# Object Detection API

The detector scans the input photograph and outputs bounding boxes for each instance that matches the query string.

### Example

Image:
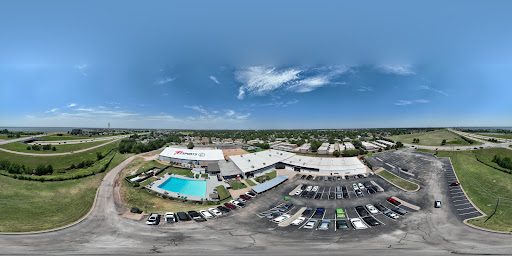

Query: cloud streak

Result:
[74,64,88,76]
[376,64,414,75]
[420,85,448,96]
[209,76,220,84]
[155,77,175,85]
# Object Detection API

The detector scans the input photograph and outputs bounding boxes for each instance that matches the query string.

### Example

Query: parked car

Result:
[245,191,257,197]
[343,191,349,198]
[324,176,328,181]
[306,175,313,180]
[392,207,408,215]
[266,211,282,219]
[350,218,367,229]
[304,219,318,229]
[300,175,306,180]
[300,190,309,197]
[313,208,325,218]
[363,216,380,226]
[336,220,349,230]
[306,186,313,192]
[200,210,214,219]
[449,182,461,186]
[307,191,315,198]
[208,208,222,216]
[318,220,331,230]
[279,202,294,212]
[188,211,205,222]
[345,175,350,180]
[336,208,345,218]
[387,197,401,206]
[337,176,341,181]
[336,186,341,192]
[272,214,291,223]
[302,208,313,217]
[240,195,251,200]
[336,192,342,199]
[176,212,191,221]
[224,203,236,210]
[291,217,306,225]
[368,188,376,194]
[165,212,176,223]
[358,183,364,190]
[300,184,307,190]
[434,200,442,208]
[374,203,387,212]
[236,197,247,203]
[217,205,231,213]
[329,192,335,199]
[295,189,303,196]
[314,193,321,199]
[312,186,319,192]
[383,210,399,219]
[146,213,160,225]
[355,189,363,197]
[352,184,359,190]
[365,204,379,214]
[355,206,369,217]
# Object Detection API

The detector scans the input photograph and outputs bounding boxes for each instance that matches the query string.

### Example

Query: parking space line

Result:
[456,207,475,211]
[452,199,467,203]
[459,210,480,216]
[452,195,466,198]
[454,202,471,206]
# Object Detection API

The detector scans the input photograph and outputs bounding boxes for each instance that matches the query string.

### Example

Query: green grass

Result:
[216,185,230,199]
[473,148,512,173]
[431,149,512,232]
[201,174,209,178]
[230,181,247,190]
[0,140,110,154]
[39,134,117,141]
[0,134,29,140]
[386,129,482,146]
[0,141,120,172]
[246,179,257,186]
[378,169,419,191]
[0,152,130,232]
[477,133,512,140]
[165,167,193,177]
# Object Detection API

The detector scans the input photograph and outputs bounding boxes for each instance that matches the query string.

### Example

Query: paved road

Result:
[0,138,122,156]
[1,150,511,255]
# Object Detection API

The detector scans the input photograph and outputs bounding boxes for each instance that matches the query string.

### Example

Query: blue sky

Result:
[1,0,511,129]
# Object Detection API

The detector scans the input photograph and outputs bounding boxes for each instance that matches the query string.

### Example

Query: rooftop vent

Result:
[251,165,254,168]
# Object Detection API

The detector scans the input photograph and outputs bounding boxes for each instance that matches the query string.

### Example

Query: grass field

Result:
[254,170,277,183]
[386,129,482,146]
[377,169,419,191]
[246,179,257,186]
[0,134,29,140]
[230,181,247,190]
[39,134,118,141]
[0,140,110,154]
[477,133,512,140]
[0,152,130,232]
[216,185,230,199]
[0,141,119,171]
[420,149,512,232]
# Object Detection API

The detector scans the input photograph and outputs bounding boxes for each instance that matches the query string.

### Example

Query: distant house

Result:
[71,129,82,135]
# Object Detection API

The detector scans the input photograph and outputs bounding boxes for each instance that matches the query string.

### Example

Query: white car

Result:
[312,186,319,192]
[146,213,159,225]
[350,218,368,230]
[352,184,359,190]
[303,219,318,229]
[165,212,176,223]
[230,200,240,206]
[294,189,303,196]
[272,214,291,223]
[208,208,222,216]
[358,183,364,190]
[365,204,379,214]
[200,210,214,219]
[236,197,247,203]
[245,192,256,198]
[305,186,313,192]
[291,217,306,226]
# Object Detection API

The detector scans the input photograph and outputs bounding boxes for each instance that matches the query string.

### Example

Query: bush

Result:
[492,155,512,170]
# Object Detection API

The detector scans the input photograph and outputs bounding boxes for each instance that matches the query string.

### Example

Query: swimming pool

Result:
[158,177,207,197]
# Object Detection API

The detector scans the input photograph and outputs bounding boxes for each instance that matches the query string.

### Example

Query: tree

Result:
[395,141,403,148]
[441,139,446,146]
[35,165,47,175]
[27,146,31,150]
[52,146,56,151]
[187,142,194,149]
[333,150,341,157]
[46,165,54,174]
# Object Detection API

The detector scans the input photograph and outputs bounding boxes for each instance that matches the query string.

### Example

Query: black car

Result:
[301,175,306,180]
[336,220,349,230]
[363,216,380,226]
[374,203,387,212]
[328,176,332,181]
[355,189,363,197]
[306,175,313,180]
[355,206,369,217]
[343,191,349,198]
[217,175,222,181]
[337,176,341,181]
[188,211,206,222]
[302,208,313,217]
[329,192,335,199]
[314,193,322,199]
[345,175,350,180]
[372,185,380,192]
[392,207,408,215]
[300,190,309,197]
[368,188,376,194]
[217,205,231,213]
[176,212,191,221]
[301,184,308,190]
[341,186,347,192]
[307,191,316,198]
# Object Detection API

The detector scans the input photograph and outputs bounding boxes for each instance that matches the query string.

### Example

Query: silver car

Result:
[318,220,331,230]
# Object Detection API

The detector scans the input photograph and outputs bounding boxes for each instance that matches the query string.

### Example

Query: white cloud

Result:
[236,113,251,120]
[260,99,299,107]
[235,66,349,99]
[394,100,413,106]
[209,76,220,84]
[75,108,94,112]
[356,86,373,92]
[376,64,414,75]
[67,103,77,108]
[155,77,175,85]
[185,105,209,115]
[415,99,430,103]
[225,110,235,117]
[74,64,88,76]
[45,108,58,113]
[420,85,448,96]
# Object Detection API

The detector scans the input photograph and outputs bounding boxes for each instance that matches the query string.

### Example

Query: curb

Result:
[375,168,420,192]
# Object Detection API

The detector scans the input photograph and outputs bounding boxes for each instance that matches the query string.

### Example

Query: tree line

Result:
[492,155,512,171]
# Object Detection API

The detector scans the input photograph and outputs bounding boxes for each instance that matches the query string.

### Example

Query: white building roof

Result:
[159,147,224,161]
[344,142,355,150]
[229,149,295,174]
[281,155,366,173]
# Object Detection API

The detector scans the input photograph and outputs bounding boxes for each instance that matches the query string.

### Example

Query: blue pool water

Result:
[158,177,207,197]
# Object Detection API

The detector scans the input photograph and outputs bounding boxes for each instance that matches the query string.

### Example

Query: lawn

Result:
[254,170,277,183]
[431,149,512,232]
[166,167,193,177]
[39,134,117,141]
[0,134,29,140]
[473,148,512,173]
[246,179,257,186]
[477,133,512,140]
[0,141,120,171]
[0,140,110,154]
[230,181,247,190]
[0,152,130,232]
[386,129,482,146]
[377,169,419,191]
[216,185,230,199]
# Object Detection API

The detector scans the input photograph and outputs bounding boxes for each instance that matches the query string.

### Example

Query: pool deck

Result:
[145,173,228,201]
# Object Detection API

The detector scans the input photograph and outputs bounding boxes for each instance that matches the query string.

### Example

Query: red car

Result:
[387,197,401,206]
[240,195,251,200]
[449,182,460,186]
[224,203,236,210]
